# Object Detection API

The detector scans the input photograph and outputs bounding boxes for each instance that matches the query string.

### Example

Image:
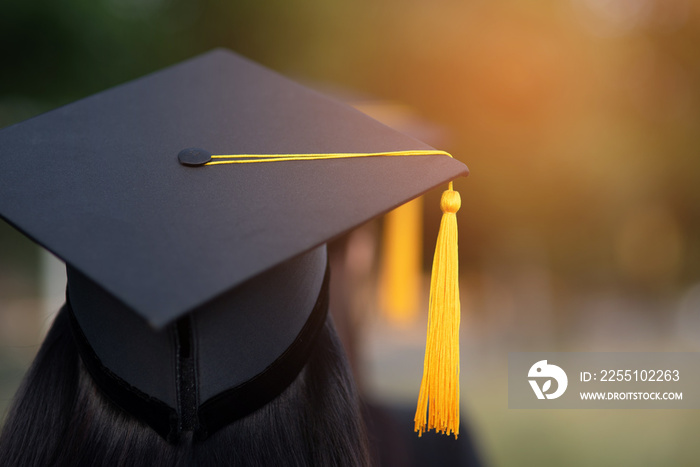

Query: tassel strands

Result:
[414,182,461,438]
[378,196,423,325]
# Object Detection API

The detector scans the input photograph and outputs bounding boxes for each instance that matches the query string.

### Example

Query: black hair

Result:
[0,308,369,466]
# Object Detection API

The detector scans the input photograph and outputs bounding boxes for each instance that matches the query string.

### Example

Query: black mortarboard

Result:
[0,49,468,440]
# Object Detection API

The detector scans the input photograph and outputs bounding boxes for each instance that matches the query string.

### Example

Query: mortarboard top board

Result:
[0,48,468,440]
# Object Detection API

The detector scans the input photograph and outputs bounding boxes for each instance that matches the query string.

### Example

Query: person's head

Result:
[0,245,370,466]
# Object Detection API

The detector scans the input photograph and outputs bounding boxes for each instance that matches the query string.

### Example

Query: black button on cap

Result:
[178,148,212,166]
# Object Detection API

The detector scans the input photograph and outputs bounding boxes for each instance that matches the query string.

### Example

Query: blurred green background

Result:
[3,0,700,465]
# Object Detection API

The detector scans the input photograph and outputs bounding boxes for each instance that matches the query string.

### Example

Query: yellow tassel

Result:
[379,196,423,325]
[414,182,460,438]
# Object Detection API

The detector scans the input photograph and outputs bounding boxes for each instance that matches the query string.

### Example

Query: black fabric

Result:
[193,245,328,403]
[197,264,331,439]
[66,263,330,442]
[0,48,468,329]
[66,300,178,441]
[175,316,199,433]
[67,266,179,408]
[67,245,327,411]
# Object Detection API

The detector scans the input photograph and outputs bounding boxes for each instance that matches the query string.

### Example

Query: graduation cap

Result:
[0,49,468,440]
